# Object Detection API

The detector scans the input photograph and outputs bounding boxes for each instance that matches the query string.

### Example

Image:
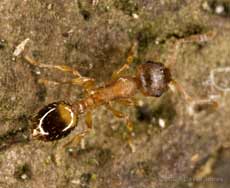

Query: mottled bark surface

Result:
[0,0,230,188]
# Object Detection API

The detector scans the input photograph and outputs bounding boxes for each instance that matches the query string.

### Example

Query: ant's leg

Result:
[112,41,138,80]
[38,77,95,91]
[106,103,135,152]
[24,55,82,77]
[62,129,90,148]
[85,111,93,129]
[55,111,93,165]
[24,55,95,91]
[168,79,218,114]
[165,31,217,68]
[55,129,90,166]
[92,0,99,6]
[115,98,138,106]
[168,79,193,102]
[62,111,93,149]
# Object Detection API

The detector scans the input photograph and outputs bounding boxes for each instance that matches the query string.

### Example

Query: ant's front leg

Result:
[106,102,135,152]
[168,79,218,115]
[165,31,218,114]
[168,80,193,102]
[165,31,217,68]
[23,55,95,92]
[112,41,138,80]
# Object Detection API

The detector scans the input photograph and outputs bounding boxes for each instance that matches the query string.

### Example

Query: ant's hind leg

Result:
[55,111,93,165]
[112,41,138,80]
[55,129,90,166]
[24,55,95,91]
[23,55,82,77]
[62,111,93,149]
[38,77,95,91]
[62,129,90,148]
[106,102,135,152]
[85,111,93,129]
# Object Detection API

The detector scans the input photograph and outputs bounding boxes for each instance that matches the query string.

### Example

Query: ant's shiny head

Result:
[136,61,171,97]
[31,101,78,141]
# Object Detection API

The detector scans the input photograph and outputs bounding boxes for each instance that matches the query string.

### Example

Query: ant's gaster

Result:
[23,31,217,151]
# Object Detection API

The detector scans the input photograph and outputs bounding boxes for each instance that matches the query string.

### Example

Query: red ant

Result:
[22,31,217,150]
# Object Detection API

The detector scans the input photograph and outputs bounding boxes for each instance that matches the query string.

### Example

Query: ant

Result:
[22,31,217,151]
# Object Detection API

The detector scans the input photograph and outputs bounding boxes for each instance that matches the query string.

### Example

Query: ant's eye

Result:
[31,102,78,141]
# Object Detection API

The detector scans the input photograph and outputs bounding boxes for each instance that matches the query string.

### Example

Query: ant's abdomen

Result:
[136,61,171,97]
[31,102,78,141]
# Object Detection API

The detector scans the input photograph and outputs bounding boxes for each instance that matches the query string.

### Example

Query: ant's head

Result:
[136,61,171,97]
[31,101,78,141]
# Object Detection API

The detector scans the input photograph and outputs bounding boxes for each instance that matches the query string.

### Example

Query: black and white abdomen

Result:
[31,102,78,141]
[136,61,171,97]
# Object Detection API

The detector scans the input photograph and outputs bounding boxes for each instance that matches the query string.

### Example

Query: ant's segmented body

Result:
[31,60,171,141]
[23,31,217,149]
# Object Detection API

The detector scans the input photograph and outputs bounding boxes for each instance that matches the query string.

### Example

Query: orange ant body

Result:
[23,31,217,147]
[31,60,171,142]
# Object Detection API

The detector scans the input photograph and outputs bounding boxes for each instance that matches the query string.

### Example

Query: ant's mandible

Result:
[23,31,217,149]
